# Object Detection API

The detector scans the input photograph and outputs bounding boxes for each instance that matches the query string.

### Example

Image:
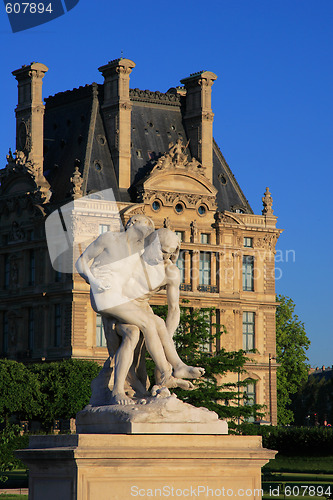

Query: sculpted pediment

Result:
[136,140,217,210]
[0,149,51,202]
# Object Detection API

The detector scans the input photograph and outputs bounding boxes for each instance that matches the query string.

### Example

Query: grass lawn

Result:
[263,454,333,474]
[0,496,28,500]
[262,454,333,500]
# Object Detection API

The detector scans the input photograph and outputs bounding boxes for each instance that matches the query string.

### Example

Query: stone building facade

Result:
[0,59,281,424]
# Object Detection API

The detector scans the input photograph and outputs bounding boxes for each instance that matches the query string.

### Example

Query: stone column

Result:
[12,62,48,173]
[191,249,199,292]
[180,71,217,182]
[211,252,217,289]
[98,58,135,191]
[184,250,191,289]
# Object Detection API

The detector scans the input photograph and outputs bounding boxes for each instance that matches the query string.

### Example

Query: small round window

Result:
[198,205,207,216]
[175,203,184,214]
[152,200,161,211]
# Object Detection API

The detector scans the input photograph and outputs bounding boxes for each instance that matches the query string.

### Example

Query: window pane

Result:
[199,252,211,285]
[99,224,110,235]
[242,256,254,291]
[96,313,107,347]
[200,233,209,244]
[54,304,61,347]
[176,250,185,283]
[175,231,184,242]
[243,311,255,351]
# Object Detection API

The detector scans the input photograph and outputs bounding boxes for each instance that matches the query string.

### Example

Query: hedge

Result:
[240,424,333,455]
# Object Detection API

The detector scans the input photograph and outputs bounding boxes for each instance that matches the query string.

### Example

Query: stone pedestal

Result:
[17,434,276,500]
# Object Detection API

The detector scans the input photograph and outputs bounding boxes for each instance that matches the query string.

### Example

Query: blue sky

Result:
[1,0,332,367]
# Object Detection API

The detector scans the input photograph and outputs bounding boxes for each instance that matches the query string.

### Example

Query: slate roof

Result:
[42,83,252,212]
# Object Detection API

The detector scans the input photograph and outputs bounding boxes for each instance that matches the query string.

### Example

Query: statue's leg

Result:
[111,324,140,405]
[153,315,205,380]
[103,304,172,381]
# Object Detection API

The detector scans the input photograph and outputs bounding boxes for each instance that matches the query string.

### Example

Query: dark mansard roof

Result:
[43,83,252,213]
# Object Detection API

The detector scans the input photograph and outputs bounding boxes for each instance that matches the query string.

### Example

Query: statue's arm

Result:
[165,263,180,338]
[75,236,106,285]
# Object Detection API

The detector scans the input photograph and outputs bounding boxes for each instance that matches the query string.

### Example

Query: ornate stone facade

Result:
[0,58,281,424]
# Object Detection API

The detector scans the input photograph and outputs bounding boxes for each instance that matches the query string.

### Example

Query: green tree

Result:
[151,303,264,429]
[29,359,100,428]
[276,295,310,425]
[0,360,42,423]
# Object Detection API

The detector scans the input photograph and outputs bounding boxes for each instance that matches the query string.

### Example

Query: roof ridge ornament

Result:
[70,163,84,200]
[151,139,206,174]
[262,187,274,215]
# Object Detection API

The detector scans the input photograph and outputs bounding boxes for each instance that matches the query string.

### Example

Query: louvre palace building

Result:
[0,59,282,424]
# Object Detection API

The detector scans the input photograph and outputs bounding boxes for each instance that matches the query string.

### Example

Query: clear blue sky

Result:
[1,0,332,367]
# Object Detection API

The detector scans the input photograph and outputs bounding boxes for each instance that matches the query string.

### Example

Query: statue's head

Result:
[125,215,155,239]
[144,228,180,264]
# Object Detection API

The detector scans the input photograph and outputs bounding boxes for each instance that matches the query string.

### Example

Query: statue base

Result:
[16,434,276,500]
[76,394,228,434]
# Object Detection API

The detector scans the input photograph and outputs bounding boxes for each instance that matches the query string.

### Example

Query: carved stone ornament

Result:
[2,149,51,203]
[190,220,198,243]
[151,139,206,174]
[9,221,25,242]
[262,187,274,215]
[70,165,84,200]
[253,234,278,253]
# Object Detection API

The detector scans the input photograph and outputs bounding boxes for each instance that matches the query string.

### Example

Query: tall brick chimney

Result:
[180,71,217,183]
[98,58,135,193]
[12,62,48,174]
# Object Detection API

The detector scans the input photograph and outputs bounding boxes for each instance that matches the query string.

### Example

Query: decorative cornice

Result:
[130,88,181,106]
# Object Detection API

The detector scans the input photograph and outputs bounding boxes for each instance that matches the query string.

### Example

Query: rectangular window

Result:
[200,233,209,244]
[28,308,34,351]
[244,237,253,248]
[96,313,107,347]
[244,382,256,422]
[242,256,254,291]
[99,224,110,235]
[243,312,255,351]
[176,250,185,284]
[175,231,184,243]
[4,255,10,289]
[29,250,35,285]
[199,252,211,285]
[2,312,8,355]
[54,304,61,347]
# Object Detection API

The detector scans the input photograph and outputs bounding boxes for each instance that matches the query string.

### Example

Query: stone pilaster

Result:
[98,58,135,191]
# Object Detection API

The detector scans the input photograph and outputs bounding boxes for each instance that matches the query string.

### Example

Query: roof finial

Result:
[262,187,274,215]
[70,161,83,200]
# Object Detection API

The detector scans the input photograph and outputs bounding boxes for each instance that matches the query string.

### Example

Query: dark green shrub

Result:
[240,424,333,455]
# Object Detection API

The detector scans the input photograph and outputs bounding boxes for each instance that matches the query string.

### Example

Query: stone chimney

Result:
[180,71,217,182]
[98,58,135,192]
[12,62,48,174]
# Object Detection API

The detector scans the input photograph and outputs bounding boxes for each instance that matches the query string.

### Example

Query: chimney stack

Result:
[180,71,217,182]
[12,62,48,174]
[98,58,135,193]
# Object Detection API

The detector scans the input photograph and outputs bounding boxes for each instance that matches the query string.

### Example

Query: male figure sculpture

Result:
[76,215,204,405]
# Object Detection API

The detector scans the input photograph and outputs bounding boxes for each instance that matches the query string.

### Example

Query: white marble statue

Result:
[76,215,205,405]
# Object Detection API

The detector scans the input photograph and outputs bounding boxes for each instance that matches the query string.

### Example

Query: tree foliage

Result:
[276,295,310,425]
[292,374,333,426]
[29,359,100,427]
[152,303,264,428]
[0,360,42,422]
